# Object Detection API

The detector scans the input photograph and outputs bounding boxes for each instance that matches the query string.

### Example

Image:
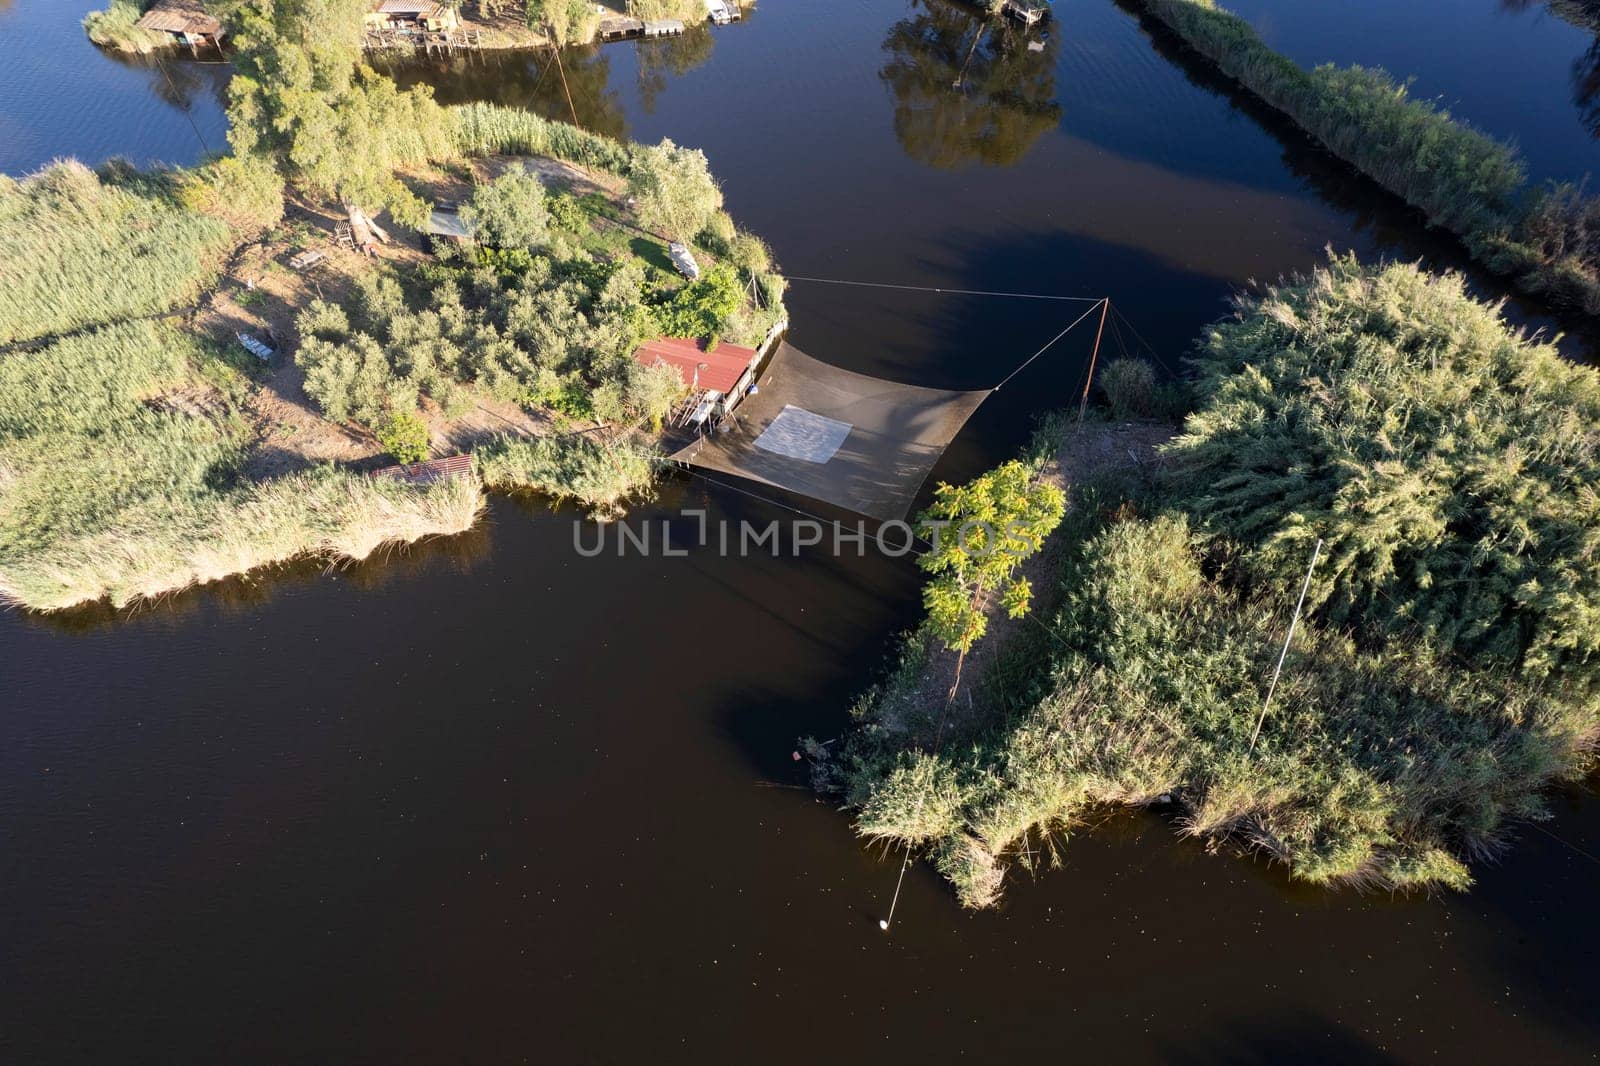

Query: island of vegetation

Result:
[4,0,783,611]
[1130,0,1600,317]
[816,254,1600,906]
[85,0,742,55]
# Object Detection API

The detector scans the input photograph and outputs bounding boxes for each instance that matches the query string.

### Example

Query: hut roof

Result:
[136,0,222,35]
[375,0,446,14]
[632,336,758,395]
[371,454,475,485]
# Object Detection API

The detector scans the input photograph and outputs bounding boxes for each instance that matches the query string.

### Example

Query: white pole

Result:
[1248,538,1322,755]
[880,846,913,932]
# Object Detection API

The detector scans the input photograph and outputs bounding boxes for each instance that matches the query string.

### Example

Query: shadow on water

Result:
[96,46,232,116]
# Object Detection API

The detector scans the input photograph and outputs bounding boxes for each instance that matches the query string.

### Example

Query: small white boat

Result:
[669,242,701,280]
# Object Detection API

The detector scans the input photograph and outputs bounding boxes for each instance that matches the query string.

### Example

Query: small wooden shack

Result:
[365,0,461,33]
[135,0,225,48]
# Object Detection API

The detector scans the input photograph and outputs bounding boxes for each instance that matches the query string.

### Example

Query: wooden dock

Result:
[362,26,485,53]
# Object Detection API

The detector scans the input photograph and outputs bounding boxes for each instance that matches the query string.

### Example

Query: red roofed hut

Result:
[632,336,761,427]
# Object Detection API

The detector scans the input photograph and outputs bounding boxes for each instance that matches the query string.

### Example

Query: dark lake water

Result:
[4,0,1600,1061]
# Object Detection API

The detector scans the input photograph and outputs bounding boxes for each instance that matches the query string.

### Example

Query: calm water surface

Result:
[2,0,1599,1061]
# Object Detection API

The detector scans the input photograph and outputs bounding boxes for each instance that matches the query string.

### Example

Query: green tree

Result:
[654,264,743,341]
[462,163,551,249]
[525,0,598,45]
[1171,253,1600,691]
[226,0,453,225]
[626,138,723,243]
[917,459,1065,693]
[625,358,688,432]
[377,409,432,463]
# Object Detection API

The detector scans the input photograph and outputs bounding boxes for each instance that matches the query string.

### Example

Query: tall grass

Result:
[0,469,484,611]
[82,1,168,53]
[0,320,482,611]
[450,104,638,175]
[0,161,232,345]
[1136,0,1600,314]
[829,255,1600,907]
[841,508,1591,908]
[476,432,659,514]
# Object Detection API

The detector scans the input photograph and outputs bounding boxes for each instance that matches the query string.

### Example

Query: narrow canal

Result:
[2,0,1598,1060]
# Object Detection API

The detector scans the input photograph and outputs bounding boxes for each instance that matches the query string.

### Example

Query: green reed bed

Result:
[0,161,234,346]
[0,320,482,611]
[1135,0,1600,314]
[828,257,1600,906]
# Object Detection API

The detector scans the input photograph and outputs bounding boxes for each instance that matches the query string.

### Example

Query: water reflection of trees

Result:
[636,24,716,113]
[375,44,628,140]
[98,47,233,117]
[1502,0,1600,138]
[879,0,1062,168]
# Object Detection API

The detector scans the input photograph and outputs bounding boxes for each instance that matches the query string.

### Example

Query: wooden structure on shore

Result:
[365,0,460,33]
[598,15,646,40]
[1000,0,1047,26]
[362,0,485,51]
[135,0,225,51]
[703,0,742,25]
[371,454,475,485]
[598,16,687,41]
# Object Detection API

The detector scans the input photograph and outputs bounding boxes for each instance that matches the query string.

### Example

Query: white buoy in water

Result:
[879,919,890,931]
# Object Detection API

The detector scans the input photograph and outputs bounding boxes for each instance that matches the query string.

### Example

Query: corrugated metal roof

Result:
[426,208,474,239]
[135,0,221,35]
[632,336,758,396]
[371,454,475,485]
[375,0,439,14]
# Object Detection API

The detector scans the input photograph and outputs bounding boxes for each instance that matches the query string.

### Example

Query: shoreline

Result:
[0,107,787,613]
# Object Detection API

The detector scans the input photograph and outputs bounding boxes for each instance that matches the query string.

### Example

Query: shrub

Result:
[1171,254,1600,691]
[177,154,286,232]
[377,410,431,463]
[450,104,636,174]
[477,433,658,512]
[462,163,551,249]
[83,1,168,53]
[1098,357,1156,419]
[654,264,744,339]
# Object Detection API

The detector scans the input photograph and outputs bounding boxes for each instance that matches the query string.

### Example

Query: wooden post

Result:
[1076,298,1110,426]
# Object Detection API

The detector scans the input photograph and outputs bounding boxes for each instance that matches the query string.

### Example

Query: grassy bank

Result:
[826,256,1600,906]
[0,318,482,610]
[477,432,659,514]
[1133,0,1600,315]
[1,102,780,609]
[82,1,170,54]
